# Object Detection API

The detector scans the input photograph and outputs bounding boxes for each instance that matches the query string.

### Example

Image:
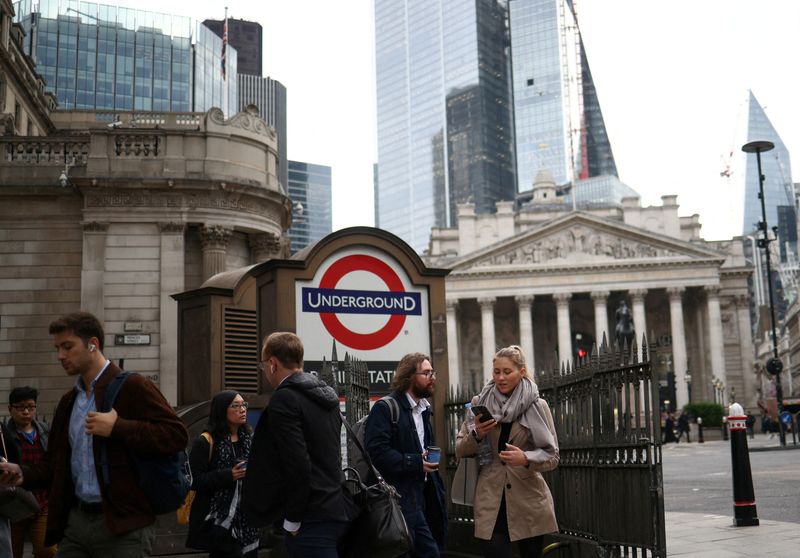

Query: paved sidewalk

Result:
[667,511,800,557]
[664,433,800,556]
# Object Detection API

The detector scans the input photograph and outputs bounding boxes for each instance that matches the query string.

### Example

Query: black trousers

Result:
[481,494,543,558]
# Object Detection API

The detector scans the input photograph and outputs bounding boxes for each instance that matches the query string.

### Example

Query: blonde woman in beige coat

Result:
[455,345,559,558]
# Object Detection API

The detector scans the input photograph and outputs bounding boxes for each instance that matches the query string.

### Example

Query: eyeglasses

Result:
[416,371,436,379]
[256,359,270,373]
[11,405,36,412]
[229,402,249,410]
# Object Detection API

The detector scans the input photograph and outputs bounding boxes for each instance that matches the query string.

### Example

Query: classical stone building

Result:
[425,174,757,411]
[0,108,289,413]
[0,0,290,413]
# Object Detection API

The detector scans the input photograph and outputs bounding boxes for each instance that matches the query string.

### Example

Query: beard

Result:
[411,383,434,399]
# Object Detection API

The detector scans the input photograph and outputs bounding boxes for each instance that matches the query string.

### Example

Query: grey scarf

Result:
[477,377,558,465]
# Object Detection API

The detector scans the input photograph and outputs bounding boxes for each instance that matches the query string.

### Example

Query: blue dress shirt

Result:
[69,360,110,503]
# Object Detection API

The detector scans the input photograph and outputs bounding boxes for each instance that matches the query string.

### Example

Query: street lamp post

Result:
[742,139,786,447]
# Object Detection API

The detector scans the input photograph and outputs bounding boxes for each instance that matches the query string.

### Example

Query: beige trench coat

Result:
[455,397,559,541]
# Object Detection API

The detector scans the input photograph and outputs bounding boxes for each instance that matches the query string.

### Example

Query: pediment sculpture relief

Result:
[474,225,682,266]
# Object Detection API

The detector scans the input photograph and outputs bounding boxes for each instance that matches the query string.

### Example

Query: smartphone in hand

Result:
[471,405,493,423]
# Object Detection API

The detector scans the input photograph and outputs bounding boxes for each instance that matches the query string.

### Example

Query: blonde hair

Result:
[493,345,530,378]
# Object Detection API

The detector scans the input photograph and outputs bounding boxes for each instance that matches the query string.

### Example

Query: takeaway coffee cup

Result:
[426,446,441,465]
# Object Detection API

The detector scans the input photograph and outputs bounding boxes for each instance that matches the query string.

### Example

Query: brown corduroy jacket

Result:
[22,362,188,546]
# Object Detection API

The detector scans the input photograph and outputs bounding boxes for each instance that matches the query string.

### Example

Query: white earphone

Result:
[89,344,96,352]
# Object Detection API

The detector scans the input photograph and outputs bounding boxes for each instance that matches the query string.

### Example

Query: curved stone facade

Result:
[0,108,290,411]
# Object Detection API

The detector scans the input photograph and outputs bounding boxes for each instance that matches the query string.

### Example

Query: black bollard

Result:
[697,417,704,444]
[728,403,758,527]
[722,416,729,441]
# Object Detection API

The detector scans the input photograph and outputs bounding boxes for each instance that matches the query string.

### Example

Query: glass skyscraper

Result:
[742,90,795,258]
[374,0,515,252]
[14,0,237,116]
[509,0,617,192]
[287,161,332,254]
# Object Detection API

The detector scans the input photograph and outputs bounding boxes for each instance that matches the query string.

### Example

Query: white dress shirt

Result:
[406,392,430,453]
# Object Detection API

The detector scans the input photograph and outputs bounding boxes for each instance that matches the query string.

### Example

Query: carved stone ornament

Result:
[82,221,109,232]
[474,225,682,267]
[84,191,282,223]
[207,107,276,140]
[200,225,232,249]
[159,222,186,234]
[249,232,281,256]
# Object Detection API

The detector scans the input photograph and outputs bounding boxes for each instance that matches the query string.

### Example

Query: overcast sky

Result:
[124,0,798,241]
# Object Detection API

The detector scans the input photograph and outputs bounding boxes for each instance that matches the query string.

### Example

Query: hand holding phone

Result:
[471,405,493,423]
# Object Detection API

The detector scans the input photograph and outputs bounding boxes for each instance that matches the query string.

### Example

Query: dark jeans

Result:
[481,496,543,558]
[402,507,439,558]
[284,520,349,558]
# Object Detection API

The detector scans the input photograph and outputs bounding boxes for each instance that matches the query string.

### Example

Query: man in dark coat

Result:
[242,332,351,558]
[676,410,691,443]
[0,311,188,557]
[364,353,448,557]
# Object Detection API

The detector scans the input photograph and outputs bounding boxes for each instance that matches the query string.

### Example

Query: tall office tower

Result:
[203,18,262,76]
[509,0,616,192]
[15,0,237,115]
[287,160,333,254]
[239,75,288,191]
[374,0,515,251]
[741,90,795,259]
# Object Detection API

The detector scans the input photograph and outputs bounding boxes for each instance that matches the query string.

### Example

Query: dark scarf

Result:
[206,429,259,553]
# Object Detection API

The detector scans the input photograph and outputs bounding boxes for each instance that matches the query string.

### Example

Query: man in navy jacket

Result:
[364,353,447,557]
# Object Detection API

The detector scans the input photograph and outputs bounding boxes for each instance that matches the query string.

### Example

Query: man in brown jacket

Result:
[0,311,188,557]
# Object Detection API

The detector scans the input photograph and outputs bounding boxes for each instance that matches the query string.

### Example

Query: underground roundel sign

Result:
[295,247,430,357]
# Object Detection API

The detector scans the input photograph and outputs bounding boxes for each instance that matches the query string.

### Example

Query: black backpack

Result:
[99,371,190,515]
[347,396,400,483]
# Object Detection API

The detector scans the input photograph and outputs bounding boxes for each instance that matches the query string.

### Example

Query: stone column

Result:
[668,287,689,409]
[630,289,648,348]
[200,225,232,281]
[515,295,535,373]
[591,290,610,346]
[446,299,461,389]
[80,221,109,322]
[706,286,727,394]
[735,294,756,406]
[478,297,496,381]
[554,293,572,366]
[249,231,282,263]
[159,222,185,405]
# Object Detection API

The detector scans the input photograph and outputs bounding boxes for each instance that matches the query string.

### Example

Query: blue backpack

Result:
[99,371,190,515]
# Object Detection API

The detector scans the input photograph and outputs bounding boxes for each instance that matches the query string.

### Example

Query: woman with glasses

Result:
[186,391,259,557]
[455,345,559,558]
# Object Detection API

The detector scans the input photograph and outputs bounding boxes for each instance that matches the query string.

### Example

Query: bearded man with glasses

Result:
[364,353,448,557]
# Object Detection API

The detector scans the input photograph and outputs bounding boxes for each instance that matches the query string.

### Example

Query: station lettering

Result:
[302,287,421,316]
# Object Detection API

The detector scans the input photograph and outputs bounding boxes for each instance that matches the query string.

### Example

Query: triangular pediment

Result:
[451,212,726,271]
